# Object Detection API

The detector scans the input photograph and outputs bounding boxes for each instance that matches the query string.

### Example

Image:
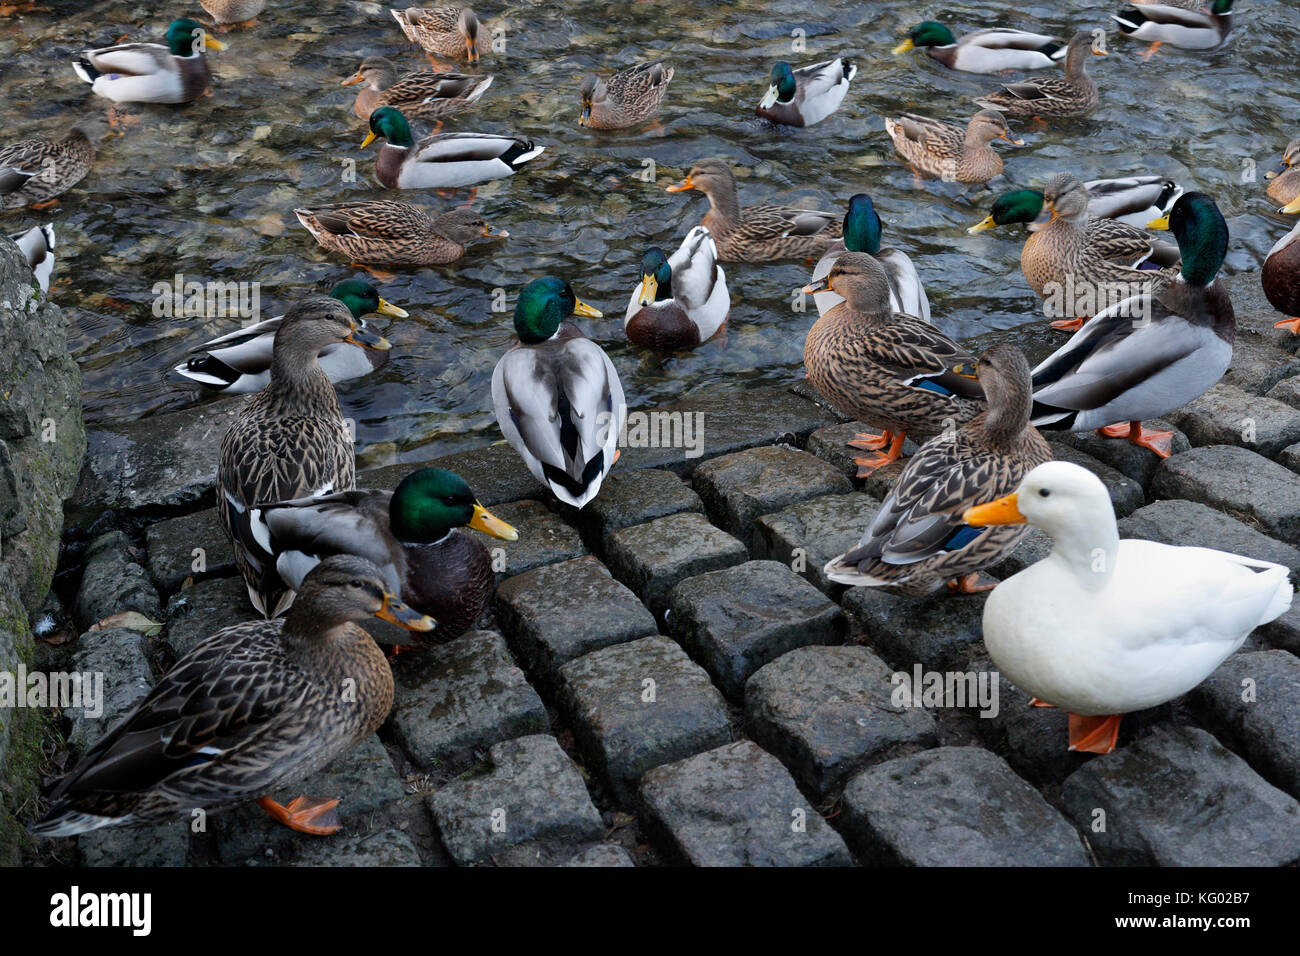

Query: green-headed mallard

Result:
[8,224,56,292]
[1266,139,1300,208]
[965,461,1290,754]
[362,107,543,190]
[623,226,729,350]
[176,279,408,395]
[1113,0,1233,54]
[756,57,856,128]
[1263,203,1300,333]
[1031,192,1232,458]
[884,108,1022,184]
[825,344,1050,594]
[893,22,1067,74]
[0,115,110,211]
[579,61,674,129]
[296,201,507,267]
[974,31,1103,118]
[811,193,929,321]
[342,57,493,125]
[218,296,392,617]
[199,0,266,28]
[391,6,480,63]
[31,555,433,837]
[802,252,983,475]
[968,178,1184,233]
[73,18,227,105]
[245,467,518,644]
[666,158,841,262]
[492,276,625,508]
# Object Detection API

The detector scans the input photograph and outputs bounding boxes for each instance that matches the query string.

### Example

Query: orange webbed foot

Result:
[1029,697,1056,708]
[256,795,341,835]
[1068,713,1122,753]
[1049,316,1087,332]
[852,431,906,477]
[1139,41,1163,62]
[27,199,59,211]
[349,262,397,282]
[846,430,893,452]
[1098,420,1173,458]
[945,573,995,594]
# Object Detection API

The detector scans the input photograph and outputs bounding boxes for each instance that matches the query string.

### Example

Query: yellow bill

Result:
[572,298,603,318]
[469,503,518,541]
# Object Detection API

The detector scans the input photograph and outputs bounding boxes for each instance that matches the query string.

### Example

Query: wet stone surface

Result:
[605,511,748,617]
[667,560,846,700]
[164,575,257,659]
[288,828,422,867]
[1049,419,1190,490]
[752,492,883,596]
[1151,445,1300,544]
[490,499,588,584]
[1266,374,1300,411]
[564,843,635,867]
[1118,498,1300,574]
[577,468,704,546]
[637,740,853,867]
[1224,338,1300,395]
[73,530,161,632]
[1045,442,1144,518]
[145,507,236,595]
[66,627,152,757]
[842,587,988,672]
[1167,382,1300,459]
[805,421,920,480]
[557,635,732,807]
[79,822,190,868]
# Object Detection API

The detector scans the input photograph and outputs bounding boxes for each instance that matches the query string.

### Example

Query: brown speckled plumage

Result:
[974,31,1100,118]
[345,56,493,123]
[392,6,480,61]
[0,117,108,210]
[295,201,499,266]
[579,61,673,129]
[885,109,1020,184]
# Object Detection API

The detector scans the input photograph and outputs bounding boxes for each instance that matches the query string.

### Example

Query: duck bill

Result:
[204,35,228,52]
[579,103,592,127]
[892,38,916,54]
[1000,131,1025,146]
[801,279,831,295]
[637,274,657,307]
[1146,214,1171,231]
[758,85,779,109]
[963,493,1025,526]
[484,225,510,239]
[346,327,392,350]
[361,131,378,149]
[467,39,478,63]
[1281,196,1300,215]
[951,362,979,380]
[376,298,408,318]
[469,503,518,541]
[572,298,603,318]
[375,592,436,631]
[665,176,695,193]
[967,215,997,235]
[341,72,366,86]
[1265,161,1287,180]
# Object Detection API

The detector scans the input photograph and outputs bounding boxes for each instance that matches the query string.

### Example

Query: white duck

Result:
[810,194,929,321]
[965,461,1292,754]
[623,226,729,350]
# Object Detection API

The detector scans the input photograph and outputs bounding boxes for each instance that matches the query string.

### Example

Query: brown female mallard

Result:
[884,109,1022,184]
[1266,139,1300,209]
[1264,200,1300,334]
[580,61,673,129]
[802,252,984,475]
[0,115,109,211]
[31,555,433,837]
[200,0,266,28]
[342,56,493,125]
[295,200,507,267]
[218,296,391,617]
[666,158,840,262]
[974,31,1103,118]
[391,6,480,63]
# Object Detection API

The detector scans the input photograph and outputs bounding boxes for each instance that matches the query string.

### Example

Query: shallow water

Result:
[1,0,1297,467]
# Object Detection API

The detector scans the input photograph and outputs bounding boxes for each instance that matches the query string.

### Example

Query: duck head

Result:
[1147,192,1228,286]
[290,554,435,633]
[894,21,957,53]
[513,276,602,343]
[166,18,226,57]
[637,248,673,306]
[390,467,517,543]
[362,106,415,149]
[329,278,408,319]
[759,62,797,108]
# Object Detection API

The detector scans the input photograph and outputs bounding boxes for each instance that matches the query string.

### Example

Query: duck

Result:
[175,279,408,395]
[892,22,1067,74]
[756,57,856,128]
[579,61,674,129]
[361,107,544,190]
[199,0,266,28]
[72,18,226,105]
[7,224,56,293]
[30,555,434,837]
[964,460,1291,754]
[974,31,1103,118]
[391,6,480,63]
[295,201,507,267]
[666,158,840,262]
[245,468,518,644]
[810,193,929,320]
[342,56,493,125]
[1031,192,1233,458]
[624,226,729,350]
[0,116,110,211]
[802,252,984,475]
[1265,139,1300,209]
[1263,202,1300,334]
[1113,0,1234,55]
[968,178,1185,233]
[825,344,1051,594]
[884,108,1022,184]
[218,296,392,617]
[492,276,625,508]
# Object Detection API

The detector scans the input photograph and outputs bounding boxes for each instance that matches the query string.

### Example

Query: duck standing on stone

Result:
[31,556,434,837]
[802,252,983,475]
[218,296,391,617]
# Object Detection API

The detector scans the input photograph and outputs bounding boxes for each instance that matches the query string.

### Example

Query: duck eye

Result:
[350,579,363,588]
[1038,489,1051,498]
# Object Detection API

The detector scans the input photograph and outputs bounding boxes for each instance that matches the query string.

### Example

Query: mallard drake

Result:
[1266,139,1300,208]
[965,461,1291,753]
[884,109,1022,184]
[296,201,506,267]
[968,178,1185,233]
[810,193,929,321]
[0,116,109,211]
[802,252,983,475]
[974,31,1103,118]
[893,22,1067,74]
[72,18,227,105]
[666,158,840,262]
[176,279,407,395]
[1113,0,1233,55]
[343,57,493,124]
[580,61,674,129]
[825,344,1050,594]
[218,296,392,617]
[199,0,265,28]
[1031,192,1232,457]
[246,468,517,644]
[391,6,480,63]
[1263,204,1300,333]
[361,107,543,190]
[8,224,55,293]
[624,226,729,350]
[492,276,625,508]
[756,57,856,128]
[31,555,434,837]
